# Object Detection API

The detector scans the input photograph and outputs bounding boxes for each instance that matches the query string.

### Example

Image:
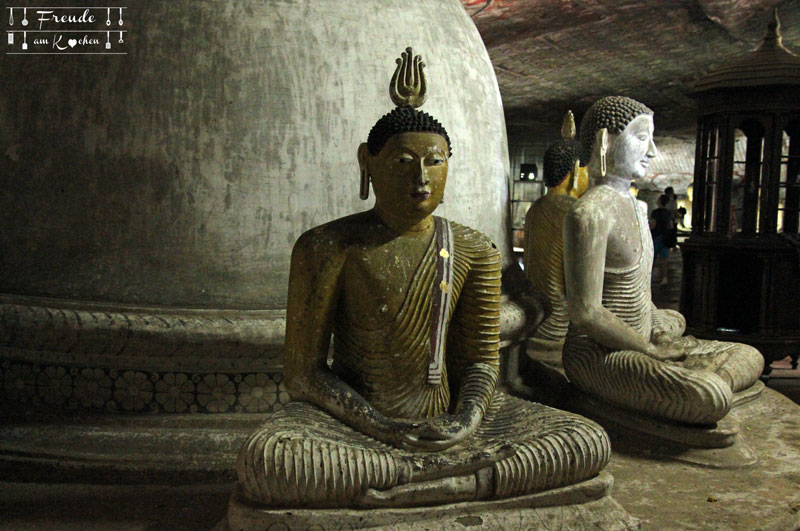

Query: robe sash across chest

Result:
[428,217,453,385]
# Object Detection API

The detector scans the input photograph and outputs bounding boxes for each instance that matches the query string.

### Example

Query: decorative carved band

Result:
[1,359,289,414]
[0,294,290,414]
[0,294,286,372]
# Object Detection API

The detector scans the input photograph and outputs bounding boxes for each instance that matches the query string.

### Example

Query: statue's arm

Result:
[451,240,501,425]
[283,229,416,447]
[563,205,654,355]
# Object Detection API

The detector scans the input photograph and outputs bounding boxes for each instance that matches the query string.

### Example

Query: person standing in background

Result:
[663,186,680,250]
[650,194,674,286]
[664,186,678,214]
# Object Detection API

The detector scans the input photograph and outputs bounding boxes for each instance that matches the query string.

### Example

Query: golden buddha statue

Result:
[234,49,610,510]
[562,96,764,432]
[524,111,588,357]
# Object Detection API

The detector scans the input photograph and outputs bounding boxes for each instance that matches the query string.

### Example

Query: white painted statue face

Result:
[610,114,658,180]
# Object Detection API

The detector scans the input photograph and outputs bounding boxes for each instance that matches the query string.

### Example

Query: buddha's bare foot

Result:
[358,475,480,508]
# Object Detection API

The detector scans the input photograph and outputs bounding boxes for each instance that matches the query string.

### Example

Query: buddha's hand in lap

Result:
[396,413,477,451]
[386,418,423,449]
[520,292,549,333]
[651,330,674,346]
[646,335,699,362]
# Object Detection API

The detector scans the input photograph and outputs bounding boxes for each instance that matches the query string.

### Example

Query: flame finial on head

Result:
[390,47,427,108]
[561,110,576,140]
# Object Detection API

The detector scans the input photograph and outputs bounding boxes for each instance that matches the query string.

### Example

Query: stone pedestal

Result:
[1,390,799,528]
[0,411,269,484]
[516,353,769,468]
[568,381,765,467]
[217,472,640,530]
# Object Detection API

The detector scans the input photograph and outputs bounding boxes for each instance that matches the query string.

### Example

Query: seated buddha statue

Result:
[562,96,764,429]
[524,111,588,356]
[234,49,610,510]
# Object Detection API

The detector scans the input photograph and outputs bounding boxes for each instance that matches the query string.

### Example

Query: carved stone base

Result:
[569,385,766,468]
[0,295,289,414]
[0,293,539,484]
[574,389,741,448]
[731,378,764,408]
[515,350,766,467]
[218,472,640,530]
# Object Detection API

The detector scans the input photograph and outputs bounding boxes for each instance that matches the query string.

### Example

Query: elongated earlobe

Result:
[357,142,370,200]
[596,128,608,178]
[571,160,580,192]
[360,169,370,200]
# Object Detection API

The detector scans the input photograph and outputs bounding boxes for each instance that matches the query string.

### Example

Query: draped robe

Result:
[524,192,576,347]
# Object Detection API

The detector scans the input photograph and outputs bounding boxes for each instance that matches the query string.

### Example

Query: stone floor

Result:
[607,387,800,531]
[2,246,799,530]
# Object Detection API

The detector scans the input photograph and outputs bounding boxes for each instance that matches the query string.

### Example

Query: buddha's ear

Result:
[570,159,580,193]
[357,143,370,173]
[595,128,608,157]
[594,128,608,177]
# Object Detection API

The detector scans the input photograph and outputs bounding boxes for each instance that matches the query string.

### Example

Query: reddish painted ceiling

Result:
[461,0,800,135]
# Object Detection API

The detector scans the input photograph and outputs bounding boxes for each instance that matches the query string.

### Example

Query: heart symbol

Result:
[68,38,77,48]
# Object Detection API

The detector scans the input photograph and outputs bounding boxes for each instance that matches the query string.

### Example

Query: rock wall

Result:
[0,0,510,310]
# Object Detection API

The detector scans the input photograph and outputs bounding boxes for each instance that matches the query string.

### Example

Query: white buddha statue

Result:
[562,96,763,428]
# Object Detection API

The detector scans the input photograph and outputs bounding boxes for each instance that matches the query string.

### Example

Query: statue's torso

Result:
[600,189,649,271]
[327,212,500,420]
[585,185,653,337]
[341,223,436,330]
[524,192,575,341]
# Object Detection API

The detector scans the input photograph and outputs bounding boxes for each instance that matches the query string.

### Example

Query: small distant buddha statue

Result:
[234,49,610,510]
[562,96,764,428]
[524,111,588,357]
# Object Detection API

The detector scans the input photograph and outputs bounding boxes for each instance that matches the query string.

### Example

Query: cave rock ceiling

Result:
[461,0,800,136]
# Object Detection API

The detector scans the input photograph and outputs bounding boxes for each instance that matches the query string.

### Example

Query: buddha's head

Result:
[578,96,658,181]
[358,42,451,223]
[357,48,453,225]
[358,109,450,222]
[543,138,587,198]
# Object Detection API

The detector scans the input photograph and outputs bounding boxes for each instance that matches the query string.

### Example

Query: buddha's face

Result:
[609,114,658,180]
[361,132,449,221]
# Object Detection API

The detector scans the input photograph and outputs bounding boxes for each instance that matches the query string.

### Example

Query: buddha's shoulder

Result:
[447,220,500,260]
[537,193,575,214]
[567,187,614,224]
[292,211,377,255]
[578,185,617,203]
